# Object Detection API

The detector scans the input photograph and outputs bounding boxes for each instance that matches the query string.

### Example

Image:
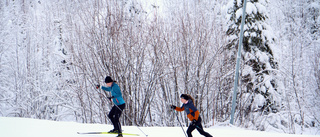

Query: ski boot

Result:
[117,133,123,137]
[108,129,118,133]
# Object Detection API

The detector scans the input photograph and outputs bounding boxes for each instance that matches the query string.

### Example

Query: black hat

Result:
[180,94,189,100]
[105,76,115,83]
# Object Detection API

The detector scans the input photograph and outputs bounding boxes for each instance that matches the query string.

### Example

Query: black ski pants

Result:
[187,117,212,137]
[108,103,125,133]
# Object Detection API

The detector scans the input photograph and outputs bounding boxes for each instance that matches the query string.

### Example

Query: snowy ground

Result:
[0,117,318,137]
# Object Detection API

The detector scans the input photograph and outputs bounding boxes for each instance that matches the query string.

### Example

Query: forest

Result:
[0,0,319,135]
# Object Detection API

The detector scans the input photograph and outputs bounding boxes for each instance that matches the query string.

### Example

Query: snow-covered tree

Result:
[271,0,320,133]
[225,0,280,128]
[0,0,72,120]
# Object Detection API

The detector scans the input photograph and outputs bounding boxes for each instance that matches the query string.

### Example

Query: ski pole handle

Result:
[96,84,100,89]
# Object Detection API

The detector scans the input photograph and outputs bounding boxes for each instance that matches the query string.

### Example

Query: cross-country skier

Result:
[171,94,212,137]
[96,76,125,137]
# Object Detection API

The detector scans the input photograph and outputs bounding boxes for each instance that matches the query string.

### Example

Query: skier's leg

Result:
[196,124,212,137]
[114,104,125,133]
[108,106,117,131]
[195,117,212,137]
[186,124,196,137]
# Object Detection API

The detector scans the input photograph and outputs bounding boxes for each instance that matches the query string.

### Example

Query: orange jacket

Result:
[175,100,200,121]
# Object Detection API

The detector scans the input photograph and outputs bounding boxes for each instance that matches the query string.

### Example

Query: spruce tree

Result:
[226,0,279,120]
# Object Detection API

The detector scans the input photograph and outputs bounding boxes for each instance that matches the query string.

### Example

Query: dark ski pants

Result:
[108,103,125,133]
[187,117,212,137]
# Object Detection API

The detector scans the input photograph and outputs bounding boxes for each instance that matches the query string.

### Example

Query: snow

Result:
[246,2,257,15]
[237,0,242,7]
[255,3,266,14]
[0,117,318,137]
[235,2,257,20]
[253,94,266,108]
[235,8,243,19]
[235,1,268,20]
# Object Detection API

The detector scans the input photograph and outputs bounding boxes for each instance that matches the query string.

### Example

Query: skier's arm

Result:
[175,106,185,112]
[193,110,200,121]
[189,103,200,121]
[101,86,112,92]
[103,84,121,98]
[96,85,109,97]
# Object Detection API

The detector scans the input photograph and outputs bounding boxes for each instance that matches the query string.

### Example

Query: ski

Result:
[77,132,140,136]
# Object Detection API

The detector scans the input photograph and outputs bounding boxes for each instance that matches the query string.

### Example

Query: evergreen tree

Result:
[306,0,320,40]
[225,0,279,125]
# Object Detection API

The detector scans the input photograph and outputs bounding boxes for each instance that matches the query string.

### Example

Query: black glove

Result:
[107,96,114,101]
[191,119,197,126]
[96,84,100,89]
[171,105,176,109]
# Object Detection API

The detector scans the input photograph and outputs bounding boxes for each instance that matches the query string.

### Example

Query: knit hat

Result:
[105,76,115,83]
[180,94,189,100]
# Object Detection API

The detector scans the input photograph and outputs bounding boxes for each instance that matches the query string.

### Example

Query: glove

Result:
[107,96,114,101]
[170,105,176,109]
[96,84,100,89]
[191,119,197,126]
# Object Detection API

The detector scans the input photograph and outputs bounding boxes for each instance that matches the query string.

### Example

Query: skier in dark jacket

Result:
[97,76,125,137]
[171,94,212,137]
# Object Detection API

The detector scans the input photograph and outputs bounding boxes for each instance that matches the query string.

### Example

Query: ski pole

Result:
[173,110,188,137]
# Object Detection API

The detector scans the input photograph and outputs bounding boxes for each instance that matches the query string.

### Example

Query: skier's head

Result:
[180,94,190,104]
[105,76,116,87]
[180,94,195,104]
[105,76,114,83]
[180,94,189,100]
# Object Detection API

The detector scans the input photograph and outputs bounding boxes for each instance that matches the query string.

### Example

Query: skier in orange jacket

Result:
[171,94,212,137]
